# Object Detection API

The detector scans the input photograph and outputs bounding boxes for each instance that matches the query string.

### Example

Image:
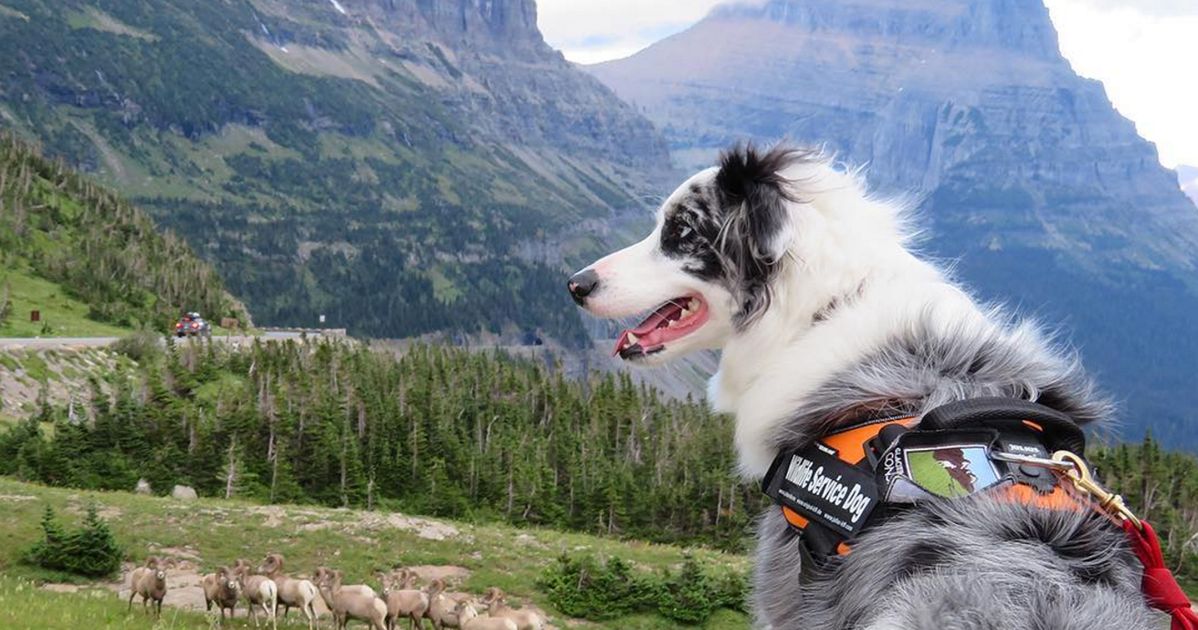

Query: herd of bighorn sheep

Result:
[127,554,546,630]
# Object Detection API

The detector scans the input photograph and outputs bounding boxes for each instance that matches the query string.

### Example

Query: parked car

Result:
[174,312,212,338]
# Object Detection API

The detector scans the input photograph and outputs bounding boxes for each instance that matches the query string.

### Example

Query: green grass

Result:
[0,575,213,630]
[0,269,131,338]
[0,477,751,629]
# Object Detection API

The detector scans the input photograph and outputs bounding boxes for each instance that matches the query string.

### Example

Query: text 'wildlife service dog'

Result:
[568,145,1191,629]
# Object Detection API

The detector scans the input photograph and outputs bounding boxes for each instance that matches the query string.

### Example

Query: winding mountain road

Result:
[0,331,306,350]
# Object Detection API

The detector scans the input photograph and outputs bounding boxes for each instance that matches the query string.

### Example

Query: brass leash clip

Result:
[1051,451,1141,530]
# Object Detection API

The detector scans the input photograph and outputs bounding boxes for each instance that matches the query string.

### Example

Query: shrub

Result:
[111,331,163,362]
[25,504,123,578]
[0,279,11,325]
[538,553,746,624]
[538,554,659,620]
[658,557,718,624]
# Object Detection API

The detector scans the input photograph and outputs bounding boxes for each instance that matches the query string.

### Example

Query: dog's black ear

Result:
[714,143,807,328]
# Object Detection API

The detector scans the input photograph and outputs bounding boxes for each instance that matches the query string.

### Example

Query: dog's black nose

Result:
[568,270,600,305]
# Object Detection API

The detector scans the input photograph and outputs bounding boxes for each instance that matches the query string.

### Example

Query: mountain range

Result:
[589,0,1198,446]
[0,0,672,344]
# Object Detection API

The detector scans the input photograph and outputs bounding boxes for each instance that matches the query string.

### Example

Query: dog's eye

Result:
[679,226,694,240]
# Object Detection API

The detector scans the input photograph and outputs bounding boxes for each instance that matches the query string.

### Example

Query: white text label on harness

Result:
[772,447,880,536]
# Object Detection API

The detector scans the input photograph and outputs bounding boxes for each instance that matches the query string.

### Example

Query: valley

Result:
[0,0,674,345]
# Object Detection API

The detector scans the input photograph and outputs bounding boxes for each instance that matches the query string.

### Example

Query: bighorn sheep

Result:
[202,565,242,624]
[456,601,517,630]
[379,569,430,630]
[480,588,545,630]
[258,553,318,630]
[234,558,278,630]
[315,568,387,630]
[315,566,376,599]
[127,556,172,618]
[424,578,460,630]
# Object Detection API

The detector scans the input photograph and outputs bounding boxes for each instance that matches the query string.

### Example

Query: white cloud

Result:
[1045,0,1198,167]
[1059,0,1197,17]
[536,0,725,65]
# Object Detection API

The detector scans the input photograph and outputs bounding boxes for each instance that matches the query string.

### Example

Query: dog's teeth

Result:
[680,308,692,318]
[667,320,677,328]
[688,299,700,310]
[627,333,639,345]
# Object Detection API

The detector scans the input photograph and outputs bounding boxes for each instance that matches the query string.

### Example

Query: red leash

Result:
[1051,452,1197,627]
[1123,519,1198,629]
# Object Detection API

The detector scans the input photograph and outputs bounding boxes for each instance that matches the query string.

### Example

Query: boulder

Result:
[135,479,153,495]
[170,485,197,501]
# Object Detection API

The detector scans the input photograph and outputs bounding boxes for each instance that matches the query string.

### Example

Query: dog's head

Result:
[569,144,813,364]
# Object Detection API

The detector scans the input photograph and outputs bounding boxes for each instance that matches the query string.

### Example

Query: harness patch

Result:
[767,444,879,536]
[903,444,1001,498]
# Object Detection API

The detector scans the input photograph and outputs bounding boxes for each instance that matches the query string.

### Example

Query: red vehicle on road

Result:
[174,312,212,338]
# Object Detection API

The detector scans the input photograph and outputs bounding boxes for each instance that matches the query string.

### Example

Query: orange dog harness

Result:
[761,397,1198,628]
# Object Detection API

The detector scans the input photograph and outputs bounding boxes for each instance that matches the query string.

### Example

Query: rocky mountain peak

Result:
[353,0,549,56]
[712,0,1061,59]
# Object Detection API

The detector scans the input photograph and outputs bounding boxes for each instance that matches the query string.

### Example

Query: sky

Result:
[536,0,1198,168]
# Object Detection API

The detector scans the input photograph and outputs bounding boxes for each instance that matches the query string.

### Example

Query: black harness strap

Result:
[762,398,1090,564]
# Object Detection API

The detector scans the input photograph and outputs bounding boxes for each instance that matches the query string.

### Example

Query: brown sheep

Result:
[234,559,278,630]
[127,557,173,617]
[202,565,242,624]
[380,569,430,630]
[316,568,387,630]
[258,553,318,630]
[456,601,517,630]
[480,588,545,630]
[424,578,460,630]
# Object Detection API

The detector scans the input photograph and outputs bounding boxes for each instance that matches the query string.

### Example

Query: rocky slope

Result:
[590,0,1198,446]
[0,0,672,344]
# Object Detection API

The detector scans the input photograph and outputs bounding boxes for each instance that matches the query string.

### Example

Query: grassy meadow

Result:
[0,476,751,629]
[0,269,132,338]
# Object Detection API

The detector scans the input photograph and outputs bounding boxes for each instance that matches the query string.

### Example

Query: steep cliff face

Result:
[357,0,547,53]
[0,0,672,343]
[590,0,1198,445]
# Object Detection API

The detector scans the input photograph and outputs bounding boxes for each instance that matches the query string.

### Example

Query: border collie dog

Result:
[569,145,1156,628]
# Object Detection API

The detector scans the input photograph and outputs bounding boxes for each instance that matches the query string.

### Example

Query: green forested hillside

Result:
[0,340,762,552]
[5,337,1198,582]
[0,134,241,332]
[0,0,671,343]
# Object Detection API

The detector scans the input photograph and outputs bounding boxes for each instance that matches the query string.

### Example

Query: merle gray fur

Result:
[752,310,1156,629]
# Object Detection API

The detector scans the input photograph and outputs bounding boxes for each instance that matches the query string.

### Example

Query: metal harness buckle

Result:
[1050,450,1142,530]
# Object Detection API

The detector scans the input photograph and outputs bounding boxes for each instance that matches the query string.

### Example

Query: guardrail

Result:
[261,327,349,337]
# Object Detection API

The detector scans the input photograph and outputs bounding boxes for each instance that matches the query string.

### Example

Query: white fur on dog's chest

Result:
[716,283,982,479]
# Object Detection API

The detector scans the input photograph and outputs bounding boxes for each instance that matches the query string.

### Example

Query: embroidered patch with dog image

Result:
[903,444,1002,498]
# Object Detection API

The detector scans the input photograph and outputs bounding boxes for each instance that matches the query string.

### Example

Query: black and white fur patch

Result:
[659,145,815,328]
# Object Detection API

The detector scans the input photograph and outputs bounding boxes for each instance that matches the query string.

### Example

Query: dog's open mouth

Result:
[614,295,708,360]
